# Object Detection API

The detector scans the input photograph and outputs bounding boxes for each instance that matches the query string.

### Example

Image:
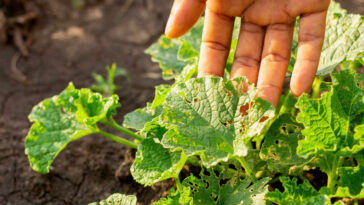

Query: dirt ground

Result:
[0,0,363,205]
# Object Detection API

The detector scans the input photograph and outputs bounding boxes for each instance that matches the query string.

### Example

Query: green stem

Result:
[175,177,182,190]
[312,76,323,99]
[325,156,343,193]
[236,157,257,182]
[102,118,143,141]
[97,130,138,149]
[278,92,296,116]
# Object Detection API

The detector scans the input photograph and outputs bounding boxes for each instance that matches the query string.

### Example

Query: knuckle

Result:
[234,55,260,68]
[263,53,289,63]
[269,23,292,32]
[240,23,264,34]
[299,32,324,43]
[202,40,230,52]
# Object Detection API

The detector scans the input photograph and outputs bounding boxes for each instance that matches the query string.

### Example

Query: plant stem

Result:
[324,156,343,193]
[97,130,138,149]
[312,76,323,99]
[278,92,296,116]
[102,118,143,141]
[236,157,257,183]
[175,177,182,190]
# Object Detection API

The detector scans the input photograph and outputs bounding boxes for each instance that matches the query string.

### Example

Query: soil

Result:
[0,0,363,205]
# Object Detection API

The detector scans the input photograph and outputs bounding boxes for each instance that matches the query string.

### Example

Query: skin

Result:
[165,0,331,107]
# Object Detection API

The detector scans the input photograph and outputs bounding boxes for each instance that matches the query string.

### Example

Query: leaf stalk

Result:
[102,118,143,141]
[97,130,138,149]
[175,177,182,190]
[236,157,257,183]
[312,76,323,99]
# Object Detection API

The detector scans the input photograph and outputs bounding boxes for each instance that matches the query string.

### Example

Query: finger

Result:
[230,22,265,85]
[198,9,235,77]
[257,23,295,107]
[290,11,327,97]
[165,0,206,38]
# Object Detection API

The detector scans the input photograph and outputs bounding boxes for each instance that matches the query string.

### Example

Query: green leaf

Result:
[145,36,188,80]
[131,122,187,186]
[335,165,364,198]
[179,169,269,205]
[260,114,307,173]
[123,105,156,131]
[89,193,137,205]
[296,70,364,158]
[123,85,170,131]
[25,83,120,173]
[266,177,329,205]
[317,13,364,75]
[160,77,275,167]
[131,138,187,186]
[154,188,193,205]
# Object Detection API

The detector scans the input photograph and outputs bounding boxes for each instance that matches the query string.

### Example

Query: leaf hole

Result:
[203,169,211,176]
[213,170,220,177]
[280,123,300,134]
[211,194,218,202]
[204,179,210,189]
[275,140,279,145]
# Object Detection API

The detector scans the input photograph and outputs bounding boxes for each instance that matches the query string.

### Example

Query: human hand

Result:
[165,0,330,106]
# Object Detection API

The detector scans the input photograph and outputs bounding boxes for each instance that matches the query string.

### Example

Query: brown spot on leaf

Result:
[259,116,268,123]
[240,103,250,117]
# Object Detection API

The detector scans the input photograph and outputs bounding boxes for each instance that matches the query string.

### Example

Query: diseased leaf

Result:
[335,165,364,198]
[89,193,137,205]
[260,114,307,173]
[180,170,269,205]
[131,122,187,186]
[25,83,120,173]
[266,177,329,205]
[160,77,275,167]
[154,188,193,205]
[296,70,364,158]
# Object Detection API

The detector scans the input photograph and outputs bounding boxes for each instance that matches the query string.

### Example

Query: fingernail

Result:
[165,16,173,36]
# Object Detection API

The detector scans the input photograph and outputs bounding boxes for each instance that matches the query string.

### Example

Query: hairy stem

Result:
[98,130,138,149]
[312,76,323,99]
[323,155,343,193]
[102,118,143,141]
[175,177,182,190]
[236,157,257,182]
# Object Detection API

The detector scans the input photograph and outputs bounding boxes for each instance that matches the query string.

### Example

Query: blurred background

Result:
[0,0,363,204]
